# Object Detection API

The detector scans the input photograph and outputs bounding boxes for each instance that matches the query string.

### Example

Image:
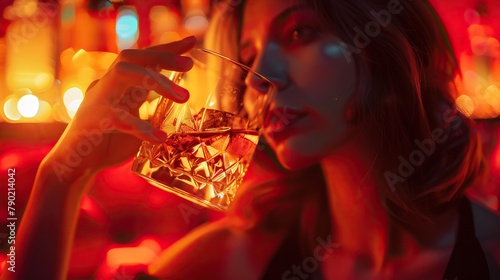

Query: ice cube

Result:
[225,133,256,158]
[161,103,197,133]
[197,108,228,130]
[194,108,249,130]
[231,115,248,130]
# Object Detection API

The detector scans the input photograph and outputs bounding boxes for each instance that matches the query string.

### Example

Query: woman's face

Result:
[241,0,358,169]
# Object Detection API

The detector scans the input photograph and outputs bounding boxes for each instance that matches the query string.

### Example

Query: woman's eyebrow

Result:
[240,3,312,49]
[273,3,311,25]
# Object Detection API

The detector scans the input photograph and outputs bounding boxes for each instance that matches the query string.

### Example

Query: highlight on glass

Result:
[132,48,276,211]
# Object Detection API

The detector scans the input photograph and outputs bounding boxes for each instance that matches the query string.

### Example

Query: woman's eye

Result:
[286,25,319,45]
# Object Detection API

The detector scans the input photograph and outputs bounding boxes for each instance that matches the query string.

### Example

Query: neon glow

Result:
[116,12,139,40]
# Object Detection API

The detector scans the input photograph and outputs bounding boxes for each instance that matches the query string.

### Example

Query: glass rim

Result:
[193,47,277,89]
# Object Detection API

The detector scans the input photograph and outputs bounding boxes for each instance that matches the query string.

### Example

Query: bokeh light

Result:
[116,13,139,40]
[17,94,40,118]
[184,12,208,34]
[72,49,90,66]
[35,100,52,122]
[116,8,139,50]
[148,97,160,117]
[3,97,21,121]
[63,87,84,108]
[139,101,149,120]
[105,246,157,268]
[67,100,83,119]
[64,87,84,119]
[0,153,21,170]
[34,73,55,91]
[456,94,475,117]
[484,84,500,115]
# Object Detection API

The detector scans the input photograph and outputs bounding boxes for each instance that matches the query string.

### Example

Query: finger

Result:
[146,36,197,53]
[104,61,189,102]
[122,86,149,112]
[116,49,194,72]
[111,108,168,143]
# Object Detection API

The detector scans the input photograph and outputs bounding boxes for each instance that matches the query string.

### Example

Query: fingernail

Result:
[182,36,196,43]
[172,84,189,101]
[152,129,168,142]
[175,55,191,65]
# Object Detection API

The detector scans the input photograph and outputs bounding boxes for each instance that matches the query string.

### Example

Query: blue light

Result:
[116,12,139,40]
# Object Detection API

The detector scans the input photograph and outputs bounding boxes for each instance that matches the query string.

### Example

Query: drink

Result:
[132,48,276,211]
[132,108,259,211]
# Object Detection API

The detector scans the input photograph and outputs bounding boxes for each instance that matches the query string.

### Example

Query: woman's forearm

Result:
[1,163,94,280]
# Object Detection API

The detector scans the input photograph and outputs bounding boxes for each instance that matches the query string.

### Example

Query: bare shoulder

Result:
[470,200,500,277]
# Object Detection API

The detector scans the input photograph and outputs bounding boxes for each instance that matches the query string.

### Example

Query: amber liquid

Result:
[133,121,259,211]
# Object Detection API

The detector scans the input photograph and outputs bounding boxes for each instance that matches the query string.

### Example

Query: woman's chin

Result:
[273,140,323,171]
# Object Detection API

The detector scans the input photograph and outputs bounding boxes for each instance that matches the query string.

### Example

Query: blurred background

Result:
[0,0,499,279]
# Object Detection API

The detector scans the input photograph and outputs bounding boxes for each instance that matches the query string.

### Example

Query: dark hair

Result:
[206,0,485,248]
[309,0,484,223]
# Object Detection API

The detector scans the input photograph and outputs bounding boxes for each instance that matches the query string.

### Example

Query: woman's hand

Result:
[5,38,197,279]
[43,36,197,184]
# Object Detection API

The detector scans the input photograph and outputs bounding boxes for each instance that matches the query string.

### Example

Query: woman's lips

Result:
[264,107,307,142]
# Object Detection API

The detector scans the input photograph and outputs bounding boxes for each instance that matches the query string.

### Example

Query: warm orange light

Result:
[149,5,181,45]
[17,94,39,118]
[66,100,83,119]
[456,94,475,117]
[80,195,97,213]
[484,85,500,115]
[80,195,107,223]
[184,12,208,34]
[105,246,157,268]
[5,6,56,92]
[34,100,52,122]
[3,0,38,19]
[77,67,97,85]
[97,52,117,70]
[471,35,489,56]
[0,153,21,170]
[159,32,181,45]
[139,101,149,120]
[3,97,21,121]
[63,87,84,116]
[63,87,83,105]
[150,6,180,31]
[60,48,76,68]
[148,97,160,117]
[34,73,54,90]
[72,49,90,66]
[487,37,500,58]
[139,239,161,254]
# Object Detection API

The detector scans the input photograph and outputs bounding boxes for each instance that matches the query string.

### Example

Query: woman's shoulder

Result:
[471,200,500,277]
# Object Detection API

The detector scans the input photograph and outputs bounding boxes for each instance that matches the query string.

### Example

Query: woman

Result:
[5,0,500,279]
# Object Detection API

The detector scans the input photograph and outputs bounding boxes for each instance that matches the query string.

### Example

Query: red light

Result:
[0,153,21,170]
[79,195,107,224]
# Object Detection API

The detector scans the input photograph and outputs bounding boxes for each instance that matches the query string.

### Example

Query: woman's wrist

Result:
[36,157,96,202]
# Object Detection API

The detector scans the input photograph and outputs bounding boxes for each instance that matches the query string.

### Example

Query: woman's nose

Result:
[245,45,288,93]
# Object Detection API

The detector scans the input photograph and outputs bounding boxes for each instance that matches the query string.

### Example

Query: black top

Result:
[441,198,490,280]
[261,198,490,280]
[135,199,490,280]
